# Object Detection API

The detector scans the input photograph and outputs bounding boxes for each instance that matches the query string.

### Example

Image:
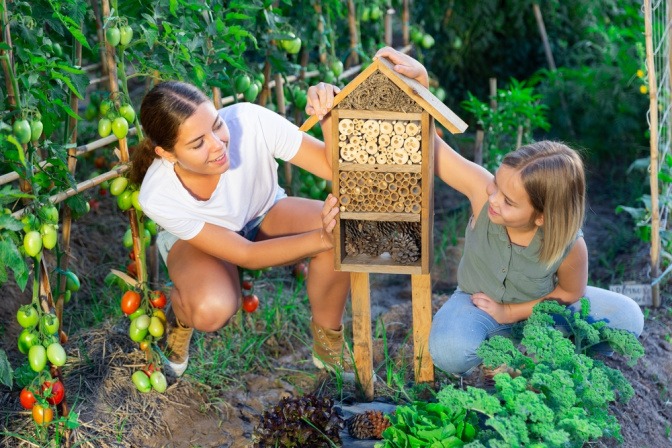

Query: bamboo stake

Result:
[644,0,661,307]
[384,7,394,47]
[314,3,327,64]
[402,0,410,46]
[346,0,359,67]
[90,0,108,77]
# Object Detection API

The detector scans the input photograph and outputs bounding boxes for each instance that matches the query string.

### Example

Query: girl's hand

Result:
[471,292,513,324]
[306,82,341,121]
[320,193,339,248]
[374,46,429,88]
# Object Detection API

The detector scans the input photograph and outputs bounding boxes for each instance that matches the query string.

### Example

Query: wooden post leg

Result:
[350,272,374,400]
[411,273,434,383]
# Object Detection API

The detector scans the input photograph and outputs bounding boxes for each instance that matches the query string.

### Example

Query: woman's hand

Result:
[306,82,341,121]
[471,292,514,324]
[320,194,339,248]
[374,46,429,88]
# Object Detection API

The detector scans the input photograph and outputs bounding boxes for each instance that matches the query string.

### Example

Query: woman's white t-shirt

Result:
[139,102,303,240]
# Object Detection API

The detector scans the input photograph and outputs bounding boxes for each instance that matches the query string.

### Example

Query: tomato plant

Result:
[149,290,167,309]
[42,380,65,405]
[32,404,53,425]
[121,290,141,315]
[242,294,259,313]
[20,387,37,410]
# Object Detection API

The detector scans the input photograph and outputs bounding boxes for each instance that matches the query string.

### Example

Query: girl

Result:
[373,47,644,375]
[129,80,350,377]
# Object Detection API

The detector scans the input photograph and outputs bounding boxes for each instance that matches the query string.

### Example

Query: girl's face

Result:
[486,165,543,230]
[159,101,230,177]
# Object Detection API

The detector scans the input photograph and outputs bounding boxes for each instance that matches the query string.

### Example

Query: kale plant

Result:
[438,299,644,447]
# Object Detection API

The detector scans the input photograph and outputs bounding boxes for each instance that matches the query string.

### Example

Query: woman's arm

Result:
[186,195,339,270]
[473,237,588,323]
[288,83,341,179]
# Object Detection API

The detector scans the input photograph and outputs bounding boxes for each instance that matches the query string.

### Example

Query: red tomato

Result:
[126,261,137,278]
[292,262,308,282]
[19,387,37,409]
[42,380,65,405]
[242,294,259,313]
[149,290,167,309]
[32,404,53,425]
[121,290,141,315]
[241,280,253,291]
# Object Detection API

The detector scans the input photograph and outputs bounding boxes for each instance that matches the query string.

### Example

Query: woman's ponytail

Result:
[129,138,158,186]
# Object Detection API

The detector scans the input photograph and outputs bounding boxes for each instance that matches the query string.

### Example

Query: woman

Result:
[129,80,351,377]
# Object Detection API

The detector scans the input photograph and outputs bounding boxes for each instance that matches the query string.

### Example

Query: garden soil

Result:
[1,165,672,447]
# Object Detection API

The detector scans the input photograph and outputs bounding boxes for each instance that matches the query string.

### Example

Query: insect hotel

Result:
[301,55,467,399]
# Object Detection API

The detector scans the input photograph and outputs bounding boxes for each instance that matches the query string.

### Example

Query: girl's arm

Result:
[473,237,588,323]
[186,195,339,270]
[373,47,492,212]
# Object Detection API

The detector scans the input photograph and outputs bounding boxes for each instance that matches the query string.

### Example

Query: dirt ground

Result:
[1,164,672,447]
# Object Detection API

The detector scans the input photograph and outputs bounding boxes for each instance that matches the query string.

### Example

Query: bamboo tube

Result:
[644,0,661,307]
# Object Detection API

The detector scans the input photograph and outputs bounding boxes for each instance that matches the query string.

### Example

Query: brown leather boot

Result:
[310,319,354,374]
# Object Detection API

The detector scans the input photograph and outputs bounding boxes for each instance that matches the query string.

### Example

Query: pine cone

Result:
[391,231,420,264]
[347,410,391,439]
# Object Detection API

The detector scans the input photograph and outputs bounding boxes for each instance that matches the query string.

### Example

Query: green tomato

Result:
[30,120,44,142]
[98,118,112,138]
[144,228,151,248]
[112,117,129,139]
[18,329,39,354]
[84,103,98,121]
[21,214,38,233]
[132,370,152,393]
[46,342,66,367]
[63,290,72,304]
[128,308,146,321]
[106,27,121,47]
[331,60,344,78]
[234,74,251,94]
[294,90,307,110]
[64,270,80,292]
[119,25,134,46]
[17,305,39,328]
[148,316,164,338]
[99,99,113,116]
[421,34,435,49]
[284,37,301,55]
[13,119,31,144]
[243,82,260,102]
[24,230,43,257]
[361,7,370,22]
[123,228,133,248]
[134,314,151,330]
[52,43,63,57]
[28,345,47,372]
[117,190,133,211]
[110,176,129,196]
[369,5,382,20]
[119,103,136,123]
[41,223,58,250]
[40,205,58,223]
[129,319,149,342]
[145,219,158,236]
[150,371,167,393]
[41,314,59,335]
[131,190,142,212]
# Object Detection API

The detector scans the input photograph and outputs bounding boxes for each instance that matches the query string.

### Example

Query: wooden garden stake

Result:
[644,0,661,307]
[351,272,374,398]
[346,0,359,67]
[384,7,394,47]
[401,0,410,46]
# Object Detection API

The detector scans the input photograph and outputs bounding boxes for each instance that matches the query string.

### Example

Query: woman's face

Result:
[164,101,231,177]
[485,165,542,230]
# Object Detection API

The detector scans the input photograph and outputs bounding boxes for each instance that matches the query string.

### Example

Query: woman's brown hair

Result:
[502,141,586,267]
[129,81,210,185]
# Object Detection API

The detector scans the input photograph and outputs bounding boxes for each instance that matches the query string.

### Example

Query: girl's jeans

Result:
[428,286,645,375]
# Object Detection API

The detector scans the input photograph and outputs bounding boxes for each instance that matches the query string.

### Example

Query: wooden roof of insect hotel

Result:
[299,55,468,134]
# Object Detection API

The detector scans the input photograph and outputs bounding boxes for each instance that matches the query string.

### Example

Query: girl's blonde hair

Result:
[129,81,210,186]
[502,141,585,267]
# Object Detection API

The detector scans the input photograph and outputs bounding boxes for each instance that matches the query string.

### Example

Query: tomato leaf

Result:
[0,349,12,388]
[52,98,82,120]
[47,1,92,50]
[51,72,84,100]
[0,240,29,290]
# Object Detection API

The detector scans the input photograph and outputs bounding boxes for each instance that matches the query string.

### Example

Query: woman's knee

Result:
[191,294,239,332]
[429,325,482,375]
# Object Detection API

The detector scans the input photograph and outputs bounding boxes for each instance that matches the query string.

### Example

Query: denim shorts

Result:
[156,187,287,264]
